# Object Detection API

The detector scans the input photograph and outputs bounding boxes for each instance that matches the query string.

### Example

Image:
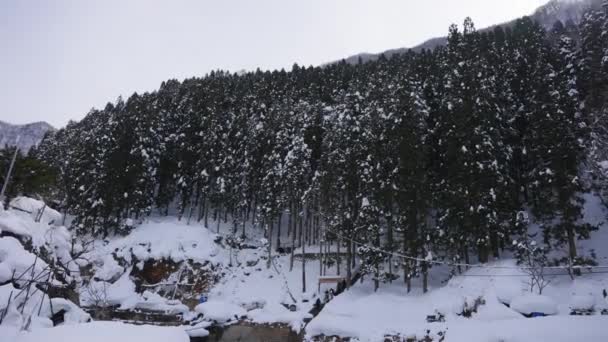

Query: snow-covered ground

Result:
[3,195,608,341]
[304,192,608,341]
[305,258,608,341]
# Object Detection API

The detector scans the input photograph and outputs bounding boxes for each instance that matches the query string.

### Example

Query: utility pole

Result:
[0,136,20,209]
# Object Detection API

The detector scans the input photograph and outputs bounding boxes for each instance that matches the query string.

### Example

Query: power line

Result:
[456,271,608,277]
[325,225,608,271]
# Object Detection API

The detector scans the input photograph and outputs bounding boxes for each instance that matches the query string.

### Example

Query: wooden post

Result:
[0,142,19,208]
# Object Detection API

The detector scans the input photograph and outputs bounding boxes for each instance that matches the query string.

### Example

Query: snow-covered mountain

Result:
[0,120,54,152]
[339,0,602,65]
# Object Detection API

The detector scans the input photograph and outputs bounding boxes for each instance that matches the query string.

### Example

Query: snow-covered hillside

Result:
[2,196,608,341]
[0,121,54,152]
[339,0,603,65]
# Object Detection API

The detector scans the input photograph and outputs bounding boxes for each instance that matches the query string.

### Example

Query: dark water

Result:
[192,324,303,342]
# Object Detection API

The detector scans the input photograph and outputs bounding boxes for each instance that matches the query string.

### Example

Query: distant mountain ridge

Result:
[0,120,54,152]
[338,0,602,65]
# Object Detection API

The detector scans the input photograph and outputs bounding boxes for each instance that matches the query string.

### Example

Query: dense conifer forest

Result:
[27,4,608,291]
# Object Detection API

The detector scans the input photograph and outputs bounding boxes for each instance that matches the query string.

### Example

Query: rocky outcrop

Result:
[0,120,54,152]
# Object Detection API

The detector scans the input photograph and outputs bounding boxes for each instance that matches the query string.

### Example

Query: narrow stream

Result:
[192,324,303,342]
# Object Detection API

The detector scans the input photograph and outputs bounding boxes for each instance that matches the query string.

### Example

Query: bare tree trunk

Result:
[287,205,292,237]
[567,225,580,275]
[216,206,221,234]
[298,204,303,247]
[319,238,323,276]
[187,187,200,225]
[374,230,380,292]
[267,219,274,269]
[422,259,428,293]
[405,261,411,293]
[387,212,393,283]
[301,207,306,293]
[276,212,282,251]
[464,245,470,271]
[351,237,356,268]
[0,144,19,208]
[346,239,352,288]
[197,193,206,222]
[241,208,246,238]
[337,238,341,276]
[204,199,209,228]
[290,202,296,271]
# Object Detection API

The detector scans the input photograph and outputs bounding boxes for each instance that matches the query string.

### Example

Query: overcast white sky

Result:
[0,0,547,127]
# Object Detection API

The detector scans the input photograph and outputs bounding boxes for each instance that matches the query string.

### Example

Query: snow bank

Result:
[9,196,62,225]
[0,213,31,238]
[0,199,79,279]
[184,321,211,337]
[98,218,224,265]
[569,294,595,311]
[495,284,523,305]
[0,236,48,282]
[0,282,90,331]
[305,257,608,341]
[10,321,189,342]
[510,294,558,315]
[93,253,124,281]
[195,300,246,323]
[81,271,188,314]
[446,316,608,342]
[247,301,313,331]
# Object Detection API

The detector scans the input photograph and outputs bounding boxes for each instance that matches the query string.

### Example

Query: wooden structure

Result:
[317,275,345,293]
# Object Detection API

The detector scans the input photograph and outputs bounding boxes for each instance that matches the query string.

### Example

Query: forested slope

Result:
[34,4,608,292]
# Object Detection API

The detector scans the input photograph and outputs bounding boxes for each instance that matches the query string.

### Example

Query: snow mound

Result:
[0,282,90,331]
[0,236,48,282]
[495,284,523,305]
[102,218,223,264]
[9,196,62,225]
[569,295,595,310]
[81,271,189,314]
[510,294,558,315]
[195,300,247,323]
[185,321,212,338]
[0,202,80,283]
[247,301,313,331]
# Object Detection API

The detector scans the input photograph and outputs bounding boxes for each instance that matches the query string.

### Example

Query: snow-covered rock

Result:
[510,294,559,315]
[9,196,62,225]
[185,321,211,337]
[195,300,247,323]
[99,218,222,264]
[40,298,91,324]
[0,236,49,281]
[93,254,124,282]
